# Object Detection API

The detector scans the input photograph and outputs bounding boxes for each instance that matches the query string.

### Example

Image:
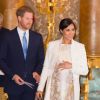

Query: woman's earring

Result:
[60,30,63,34]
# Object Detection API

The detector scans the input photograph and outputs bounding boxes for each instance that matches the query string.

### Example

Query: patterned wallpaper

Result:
[26,0,80,41]
[1,0,80,40]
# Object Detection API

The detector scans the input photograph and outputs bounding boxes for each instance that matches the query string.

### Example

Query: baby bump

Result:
[58,69,70,82]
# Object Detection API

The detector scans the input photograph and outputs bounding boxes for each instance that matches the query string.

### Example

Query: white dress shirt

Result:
[17,27,29,47]
[0,70,4,75]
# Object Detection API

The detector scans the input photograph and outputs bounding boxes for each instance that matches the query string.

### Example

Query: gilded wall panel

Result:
[25,0,80,41]
[80,0,100,56]
[3,0,25,29]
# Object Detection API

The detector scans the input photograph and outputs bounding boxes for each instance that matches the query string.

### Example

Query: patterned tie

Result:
[22,32,27,59]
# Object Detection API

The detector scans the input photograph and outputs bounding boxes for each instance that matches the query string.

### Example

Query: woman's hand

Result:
[36,91,43,99]
[57,61,72,70]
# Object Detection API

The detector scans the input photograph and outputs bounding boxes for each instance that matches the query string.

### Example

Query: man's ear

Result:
[17,16,21,21]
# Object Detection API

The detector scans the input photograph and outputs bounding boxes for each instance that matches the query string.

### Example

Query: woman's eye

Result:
[66,29,70,31]
[66,29,75,32]
[72,29,75,31]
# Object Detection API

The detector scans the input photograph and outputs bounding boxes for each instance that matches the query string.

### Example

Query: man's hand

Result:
[12,74,24,85]
[32,72,40,83]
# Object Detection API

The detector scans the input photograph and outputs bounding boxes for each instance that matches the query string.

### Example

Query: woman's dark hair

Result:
[59,18,76,31]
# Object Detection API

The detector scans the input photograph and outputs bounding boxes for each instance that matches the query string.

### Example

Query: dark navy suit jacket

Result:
[0,27,9,87]
[0,27,9,46]
[0,28,44,94]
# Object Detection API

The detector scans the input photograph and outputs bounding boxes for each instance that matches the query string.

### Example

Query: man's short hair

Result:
[16,6,34,17]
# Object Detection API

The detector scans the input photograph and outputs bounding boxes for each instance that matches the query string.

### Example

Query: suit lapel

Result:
[14,28,25,59]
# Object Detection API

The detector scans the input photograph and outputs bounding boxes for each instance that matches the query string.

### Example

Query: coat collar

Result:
[58,37,75,45]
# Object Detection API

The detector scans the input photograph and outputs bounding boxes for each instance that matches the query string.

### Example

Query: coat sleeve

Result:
[0,34,14,79]
[37,42,52,91]
[34,35,45,75]
[72,44,89,75]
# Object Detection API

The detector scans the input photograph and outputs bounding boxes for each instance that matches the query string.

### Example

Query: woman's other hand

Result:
[36,91,43,99]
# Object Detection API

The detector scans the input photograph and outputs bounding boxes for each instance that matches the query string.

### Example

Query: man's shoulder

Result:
[3,28,17,41]
[29,30,42,36]
[2,27,9,31]
[10,27,17,33]
[29,30,43,40]
[0,27,9,34]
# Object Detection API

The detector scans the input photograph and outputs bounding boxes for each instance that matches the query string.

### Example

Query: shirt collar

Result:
[17,27,29,37]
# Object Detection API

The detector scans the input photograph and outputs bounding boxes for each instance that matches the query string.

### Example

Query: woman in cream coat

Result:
[36,18,88,100]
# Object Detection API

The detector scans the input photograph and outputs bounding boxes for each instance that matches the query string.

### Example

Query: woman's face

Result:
[61,24,76,41]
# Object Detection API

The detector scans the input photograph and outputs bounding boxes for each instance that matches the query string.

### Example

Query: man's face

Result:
[18,12,33,30]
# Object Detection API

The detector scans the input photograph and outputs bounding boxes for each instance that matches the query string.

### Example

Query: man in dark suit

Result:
[0,6,44,100]
[0,13,9,87]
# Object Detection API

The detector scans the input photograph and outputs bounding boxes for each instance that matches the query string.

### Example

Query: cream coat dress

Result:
[37,39,88,100]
